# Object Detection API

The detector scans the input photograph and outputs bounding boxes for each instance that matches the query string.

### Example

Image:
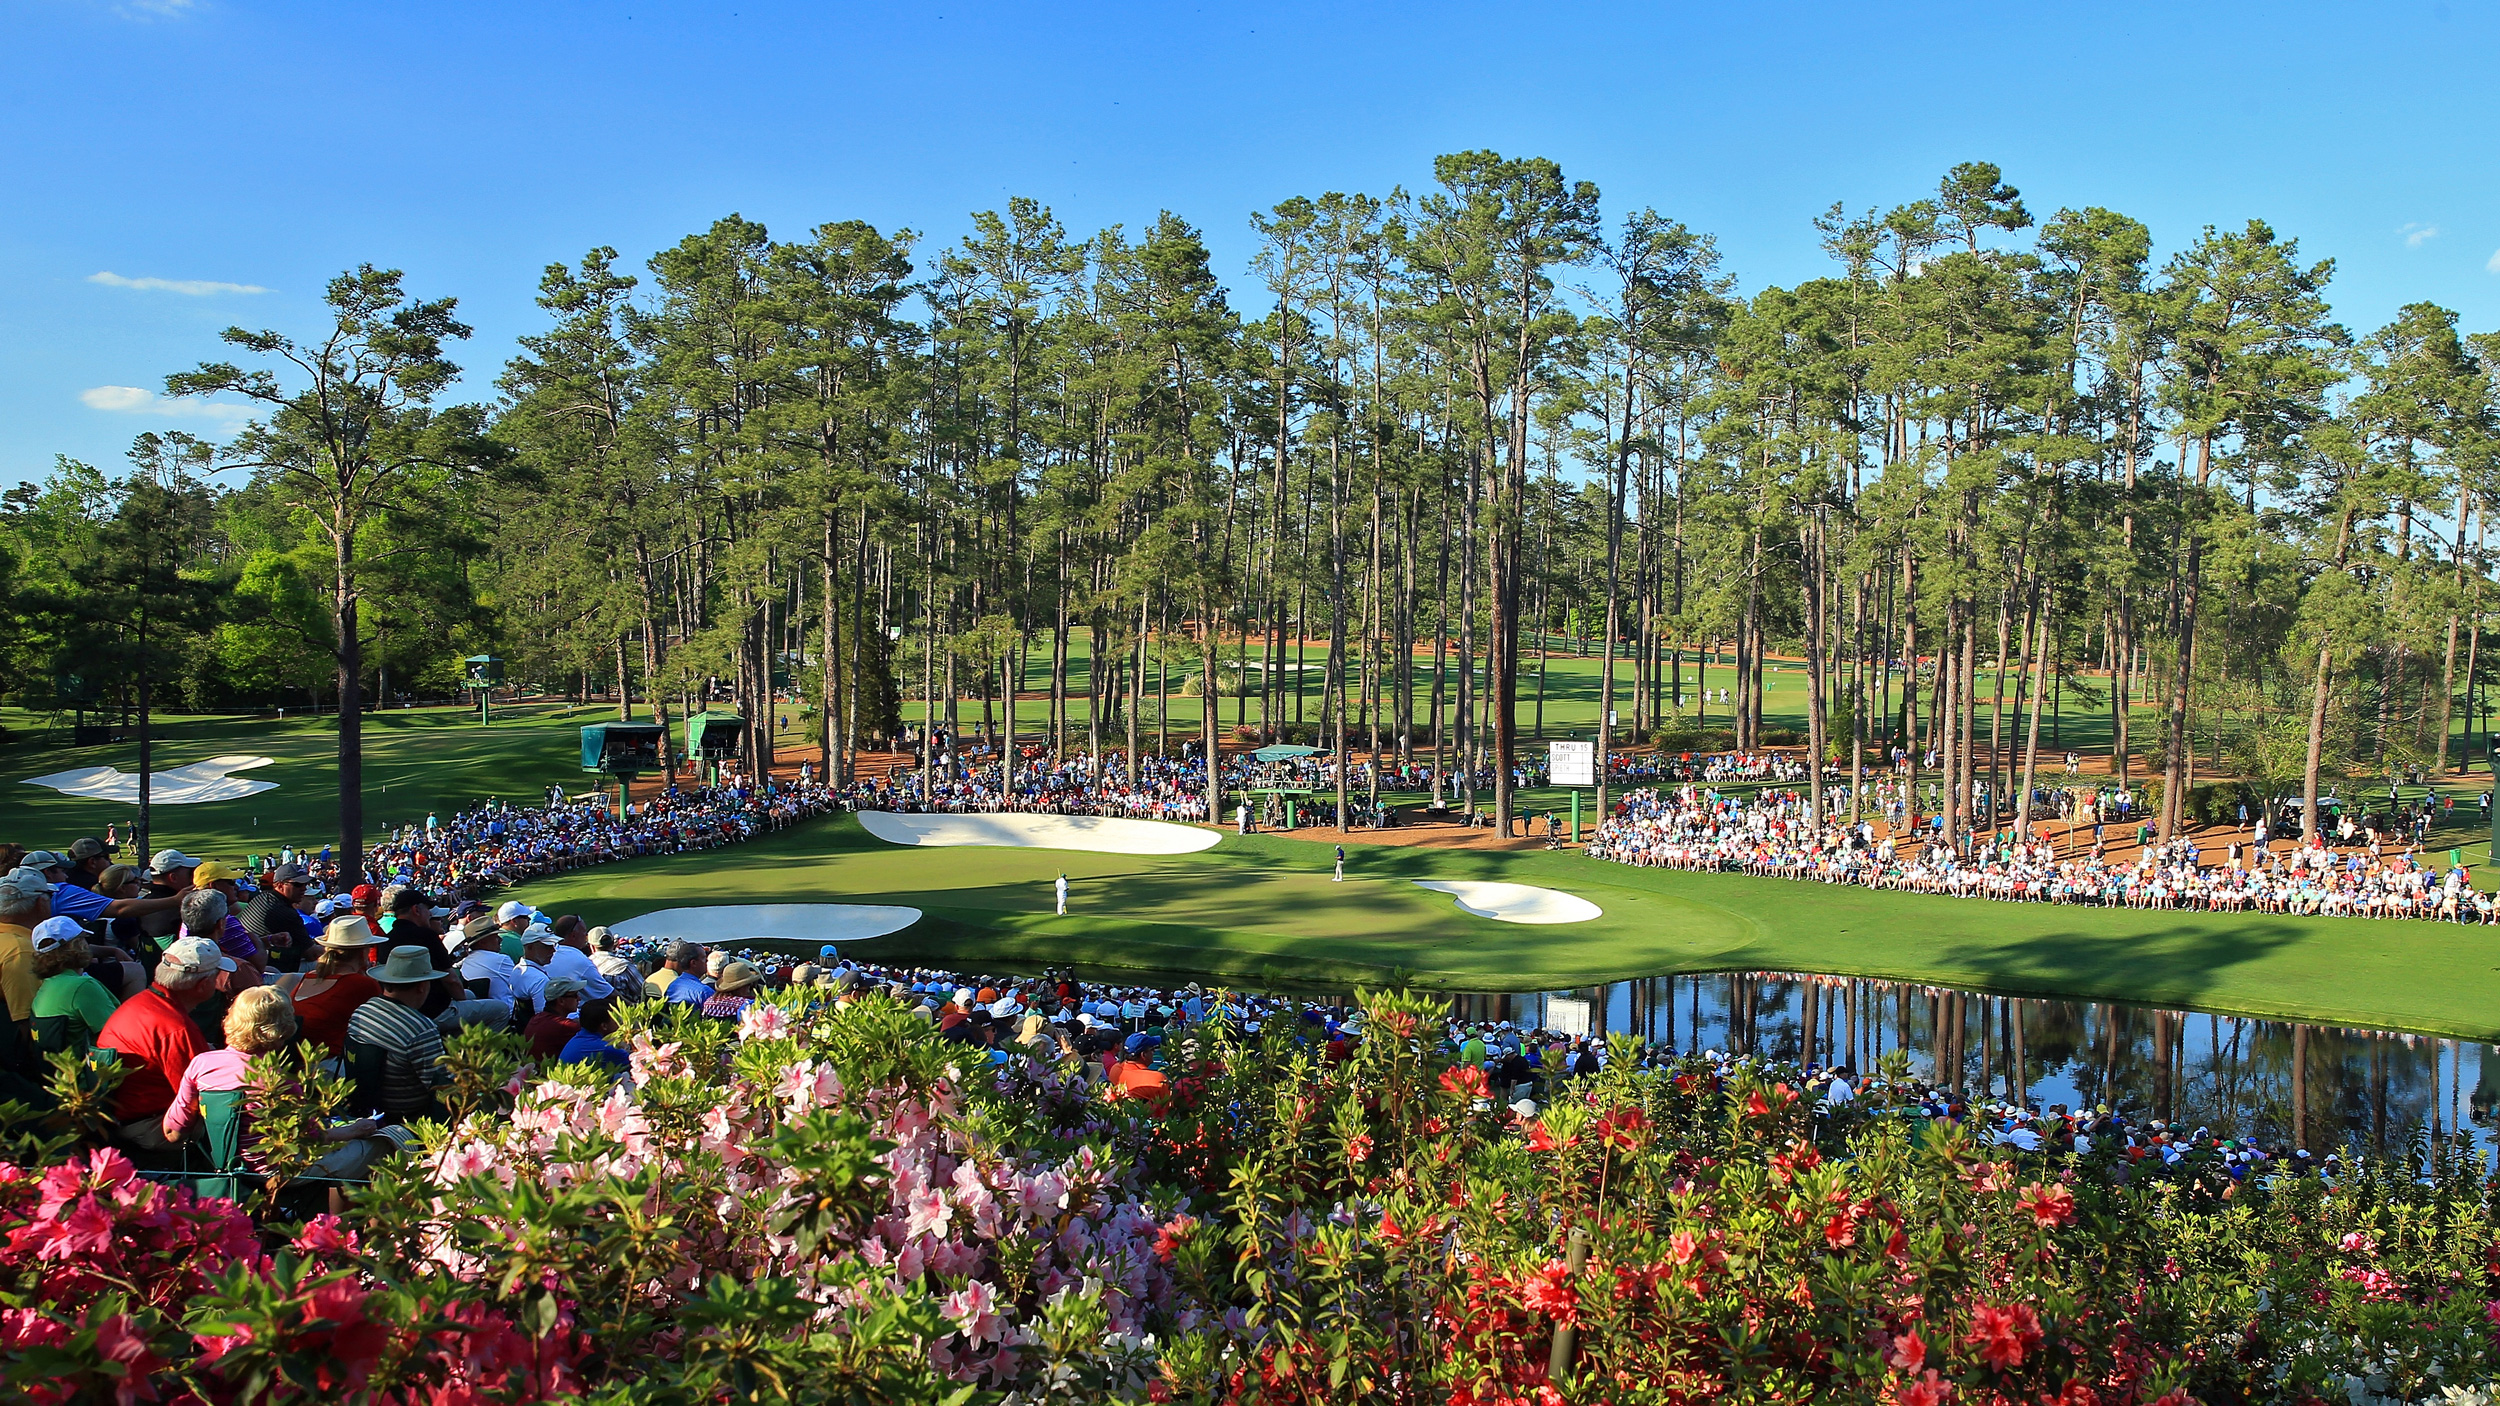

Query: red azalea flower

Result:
[1526,1122,1557,1153]
[2016,1181,2076,1229]
[1825,1213,1856,1249]
[1153,1214,1199,1265]
[1898,1369,1953,1406]
[1967,1301,2042,1371]
[1598,1107,1649,1152]
[1440,1065,1491,1099]
[1521,1259,1579,1325]
[1887,1331,1926,1372]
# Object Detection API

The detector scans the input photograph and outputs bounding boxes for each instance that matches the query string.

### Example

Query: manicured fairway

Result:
[515,812,2500,1042]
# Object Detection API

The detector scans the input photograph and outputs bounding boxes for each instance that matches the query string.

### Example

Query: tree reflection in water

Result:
[1452,974,2491,1161]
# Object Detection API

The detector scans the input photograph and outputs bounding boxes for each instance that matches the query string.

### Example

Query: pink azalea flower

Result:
[1017,1170,1070,1219]
[738,1001,792,1041]
[944,1280,1003,1346]
[906,1187,954,1242]
[291,1213,360,1256]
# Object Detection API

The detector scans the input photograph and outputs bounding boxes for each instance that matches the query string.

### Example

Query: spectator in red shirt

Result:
[95,934,233,1150]
[523,977,588,1059]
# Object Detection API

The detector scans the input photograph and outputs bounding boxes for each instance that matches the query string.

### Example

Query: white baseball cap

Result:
[496,900,530,923]
[30,915,83,952]
[150,849,199,875]
[164,933,237,975]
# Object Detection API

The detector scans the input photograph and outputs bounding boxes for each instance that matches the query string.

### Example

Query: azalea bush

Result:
[4,986,2499,1404]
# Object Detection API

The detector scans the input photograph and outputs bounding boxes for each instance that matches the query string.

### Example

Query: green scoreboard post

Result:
[1550,739,1595,843]
[463,656,504,725]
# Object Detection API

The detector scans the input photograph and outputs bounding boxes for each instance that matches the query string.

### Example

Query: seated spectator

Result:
[131,851,199,954]
[545,916,616,1002]
[1107,1054,1170,1107]
[29,916,119,1053]
[37,852,182,933]
[524,977,588,1058]
[161,985,404,1181]
[58,836,111,891]
[0,866,47,1049]
[344,946,455,1119]
[661,943,713,1006]
[178,886,262,985]
[454,914,518,1001]
[96,863,159,976]
[95,935,234,1150]
[586,927,636,987]
[288,917,388,1057]
[700,961,761,1020]
[237,863,317,974]
[492,900,537,960]
[557,999,630,1073]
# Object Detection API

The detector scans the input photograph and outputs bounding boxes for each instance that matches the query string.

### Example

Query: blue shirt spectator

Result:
[664,972,714,1006]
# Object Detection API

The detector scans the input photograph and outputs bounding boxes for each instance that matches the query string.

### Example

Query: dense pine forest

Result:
[11,154,2498,866]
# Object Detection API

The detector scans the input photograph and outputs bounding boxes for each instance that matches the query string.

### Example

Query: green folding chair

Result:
[194,1089,250,1203]
[343,1039,390,1118]
[28,1014,79,1058]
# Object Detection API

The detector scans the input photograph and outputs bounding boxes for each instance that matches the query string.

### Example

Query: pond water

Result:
[1453,975,2497,1162]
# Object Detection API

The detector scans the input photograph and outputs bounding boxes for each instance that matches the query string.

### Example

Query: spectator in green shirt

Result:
[29,916,118,1052]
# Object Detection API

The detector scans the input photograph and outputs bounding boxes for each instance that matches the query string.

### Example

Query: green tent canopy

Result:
[1248,744,1324,762]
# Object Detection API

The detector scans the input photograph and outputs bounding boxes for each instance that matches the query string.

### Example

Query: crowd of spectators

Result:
[4,731,2455,1198]
[352,780,840,896]
[1589,782,2495,922]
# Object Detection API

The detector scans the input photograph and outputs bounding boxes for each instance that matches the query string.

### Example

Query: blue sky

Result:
[5,0,2497,485]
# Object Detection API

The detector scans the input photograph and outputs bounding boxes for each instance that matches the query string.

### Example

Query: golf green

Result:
[15,702,2500,1040]
[512,813,2500,1042]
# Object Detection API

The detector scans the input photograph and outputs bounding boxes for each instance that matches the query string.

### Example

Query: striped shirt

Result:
[345,995,451,1115]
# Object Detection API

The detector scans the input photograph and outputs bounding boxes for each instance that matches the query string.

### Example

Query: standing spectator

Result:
[345,947,455,1119]
[94,935,233,1149]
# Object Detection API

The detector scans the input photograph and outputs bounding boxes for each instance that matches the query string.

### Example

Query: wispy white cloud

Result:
[2487,248,2500,274]
[2401,222,2441,248]
[81,385,256,425]
[89,270,267,296]
[112,0,199,18]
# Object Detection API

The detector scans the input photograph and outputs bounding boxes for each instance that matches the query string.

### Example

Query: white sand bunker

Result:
[859,810,1221,855]
[23,754,276,805]
[611,903,923,945]
[1411,880,1603,925]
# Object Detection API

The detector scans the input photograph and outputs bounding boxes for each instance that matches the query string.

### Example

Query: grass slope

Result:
[513,812,2500,1041]
[0,703,812,862]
